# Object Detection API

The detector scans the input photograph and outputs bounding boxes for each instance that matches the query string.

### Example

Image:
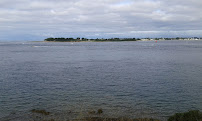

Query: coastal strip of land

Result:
[43,37,202,42]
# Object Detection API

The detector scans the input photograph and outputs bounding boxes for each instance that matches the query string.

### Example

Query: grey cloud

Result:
[0,0,202,41]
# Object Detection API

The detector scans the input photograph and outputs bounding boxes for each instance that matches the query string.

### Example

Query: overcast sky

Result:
[0,0,202,41]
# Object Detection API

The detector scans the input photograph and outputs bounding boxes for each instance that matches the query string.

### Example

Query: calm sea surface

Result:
[0,40,202,120]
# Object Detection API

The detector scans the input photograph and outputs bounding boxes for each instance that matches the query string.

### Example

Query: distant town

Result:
[44,37,202,42]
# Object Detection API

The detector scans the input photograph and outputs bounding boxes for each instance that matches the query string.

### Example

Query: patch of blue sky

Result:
[115,0,133,6]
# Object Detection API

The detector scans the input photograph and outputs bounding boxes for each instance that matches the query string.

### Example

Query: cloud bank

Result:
[0,0,202,40]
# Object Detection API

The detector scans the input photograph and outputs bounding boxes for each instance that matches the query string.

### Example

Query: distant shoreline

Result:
[42,37,202,42]
[31,39,202,43]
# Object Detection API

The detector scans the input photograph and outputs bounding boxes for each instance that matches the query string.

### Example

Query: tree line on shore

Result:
[44,37,140,42]
[44,37,201,42]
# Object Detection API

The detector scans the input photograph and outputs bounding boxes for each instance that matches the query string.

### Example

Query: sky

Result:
[0,0,202,41]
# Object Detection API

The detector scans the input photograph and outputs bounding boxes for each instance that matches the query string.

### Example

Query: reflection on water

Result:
[0,40,202,120]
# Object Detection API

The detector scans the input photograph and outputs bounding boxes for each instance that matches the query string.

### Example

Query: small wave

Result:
[32,46,49,47]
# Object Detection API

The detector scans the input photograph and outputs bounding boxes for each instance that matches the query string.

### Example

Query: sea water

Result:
[0,40,202,120]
